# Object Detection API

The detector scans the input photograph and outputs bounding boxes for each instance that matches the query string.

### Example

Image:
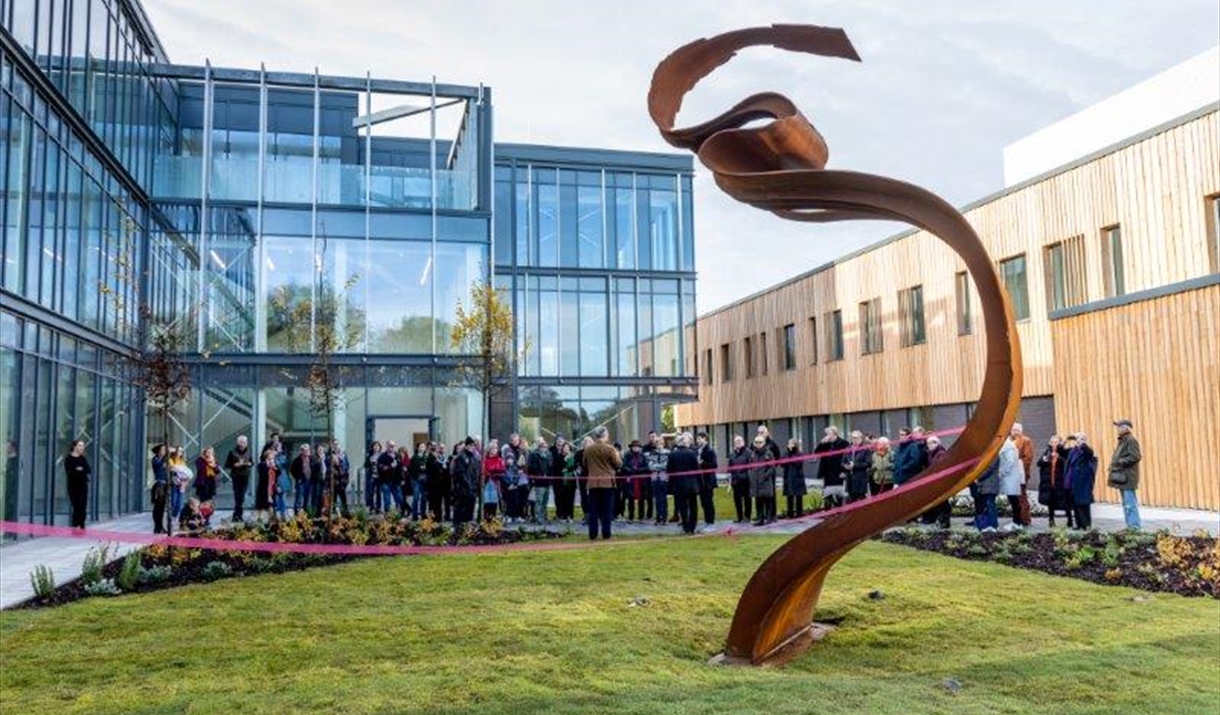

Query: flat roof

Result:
[495,143,693,173]
[698,101,1220,321]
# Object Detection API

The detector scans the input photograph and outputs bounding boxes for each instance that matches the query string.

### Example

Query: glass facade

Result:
[0,1,695,524]
[493,148,697,443]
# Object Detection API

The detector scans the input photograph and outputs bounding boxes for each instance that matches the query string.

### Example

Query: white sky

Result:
[142,0,1220,313]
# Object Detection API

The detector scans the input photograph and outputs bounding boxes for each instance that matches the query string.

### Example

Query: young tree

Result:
[450,279,519,441]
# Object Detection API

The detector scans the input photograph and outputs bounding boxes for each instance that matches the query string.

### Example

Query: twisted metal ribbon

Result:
[648,25,1023,665]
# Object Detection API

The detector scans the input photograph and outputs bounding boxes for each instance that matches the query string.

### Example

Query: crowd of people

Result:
[64,417,1144,539]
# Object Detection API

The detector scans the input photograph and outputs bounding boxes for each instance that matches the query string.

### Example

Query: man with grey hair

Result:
[667,431,701,534]
[224,435,254,522]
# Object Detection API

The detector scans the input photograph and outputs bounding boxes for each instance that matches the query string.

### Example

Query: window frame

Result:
[898,285,926,347]
[782,323,796,371]
[858,297,883,355]
[999,253,1031,321]
[954,271,973,336]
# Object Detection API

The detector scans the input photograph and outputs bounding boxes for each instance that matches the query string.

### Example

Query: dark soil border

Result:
[880,527,1219,598]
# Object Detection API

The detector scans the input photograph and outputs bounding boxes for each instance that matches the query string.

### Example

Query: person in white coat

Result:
[997,437,1024,529]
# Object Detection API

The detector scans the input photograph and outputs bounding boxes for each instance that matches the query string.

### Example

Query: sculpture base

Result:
[708,622,836,667]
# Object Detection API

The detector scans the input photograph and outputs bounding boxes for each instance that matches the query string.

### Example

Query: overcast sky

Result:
[143,0,1219,313]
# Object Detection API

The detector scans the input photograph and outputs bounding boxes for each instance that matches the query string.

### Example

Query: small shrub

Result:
[201,561,233,581]
[993,546,1013,563]
[116,552,142,592]
[1104,568,1123,582]
[80,544,113,586]
[30,565,56,600]
[806,490,825,512]
[966,544,988,558]
[83,578,121,597]
[137,564,173,585]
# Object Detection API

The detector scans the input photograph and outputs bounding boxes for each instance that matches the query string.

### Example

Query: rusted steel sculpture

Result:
[648,25,1024,666]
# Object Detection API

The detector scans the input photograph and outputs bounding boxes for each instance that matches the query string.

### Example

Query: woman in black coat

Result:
[844,431,874,503]
[1063,435,1097,530]
[1036,436,1073,528]
[64,439,91,529]
[781,439,807,518]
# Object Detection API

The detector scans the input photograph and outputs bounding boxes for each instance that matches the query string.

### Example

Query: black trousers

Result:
[1072,503,1092,530]
[587,487,615,539]
[732,482,751,521]
[332,483,348,516]
[753,496,774,524]
[452,494,475,528]
[674,492,698,533]
[785,494,804,518]
[151,484,167,533]
[67,477,88,528]
[1007,495,1023,523]
[554,482,577,519]
[428,491,445,520]
[699,487,716,524]
[231,473,249,521]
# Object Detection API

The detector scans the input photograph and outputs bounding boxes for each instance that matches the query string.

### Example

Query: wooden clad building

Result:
[675,105,1220,510]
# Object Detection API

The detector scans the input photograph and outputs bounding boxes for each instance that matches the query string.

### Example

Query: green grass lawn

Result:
[2,537,1218,715]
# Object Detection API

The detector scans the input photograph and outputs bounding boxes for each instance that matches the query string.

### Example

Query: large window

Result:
[1101,225,1125,298]
[859,298,883,355]
[1044,236,1087,312]
[703,348,714,385]
[782,323,796,371]
[759,331,769,376]
[999,254,1031,321]
[720,343,733,382]
[744,336,754,378]
[898,285,926,347]
[825,310,843,361]
[955,271,973,336]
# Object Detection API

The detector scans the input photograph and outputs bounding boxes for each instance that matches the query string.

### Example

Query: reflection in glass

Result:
[578,185,604,268]
[365,240,431,353]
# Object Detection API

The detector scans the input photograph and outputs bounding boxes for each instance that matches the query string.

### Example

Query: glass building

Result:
[0,0,695,526]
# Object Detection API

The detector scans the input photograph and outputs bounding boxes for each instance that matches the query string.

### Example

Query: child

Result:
[179,497,205,531]
[274,465,292,520]
[169,447,192,519]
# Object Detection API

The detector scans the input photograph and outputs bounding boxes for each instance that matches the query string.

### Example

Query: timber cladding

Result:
[677,108,1219,508]
[1050,283,1220,511]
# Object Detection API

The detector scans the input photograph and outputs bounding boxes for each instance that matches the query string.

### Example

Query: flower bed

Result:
[881,527,1220,598]
[22,514,566,609]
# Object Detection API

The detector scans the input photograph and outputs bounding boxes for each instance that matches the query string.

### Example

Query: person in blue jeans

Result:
[377,441,406,513]
[1107,419,1142,530]
[290,444,313,515]
[973,458,1000,531]
[408,442,429,520]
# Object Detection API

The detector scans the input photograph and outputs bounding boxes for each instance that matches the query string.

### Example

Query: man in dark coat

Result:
[1107,419,1142,530]
[695,432,718,525]
[666,433,702,534]
[727,436,752,523]
[224,436,254,522]
[1065,434,1098,530]
[450,438,482,529]
[814,427,850,508]
[893,426,929,486]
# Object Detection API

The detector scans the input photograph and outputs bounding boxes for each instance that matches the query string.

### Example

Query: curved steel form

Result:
[647,25,1024,666]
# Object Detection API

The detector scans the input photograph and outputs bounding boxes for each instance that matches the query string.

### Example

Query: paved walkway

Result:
[2,503,1215,610]
[0,514,153,610]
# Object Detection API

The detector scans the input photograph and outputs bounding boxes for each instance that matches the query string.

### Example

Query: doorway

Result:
[366,415,434,451]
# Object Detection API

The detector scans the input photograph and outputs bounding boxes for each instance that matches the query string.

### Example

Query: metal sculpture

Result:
[647,25,1024,666]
